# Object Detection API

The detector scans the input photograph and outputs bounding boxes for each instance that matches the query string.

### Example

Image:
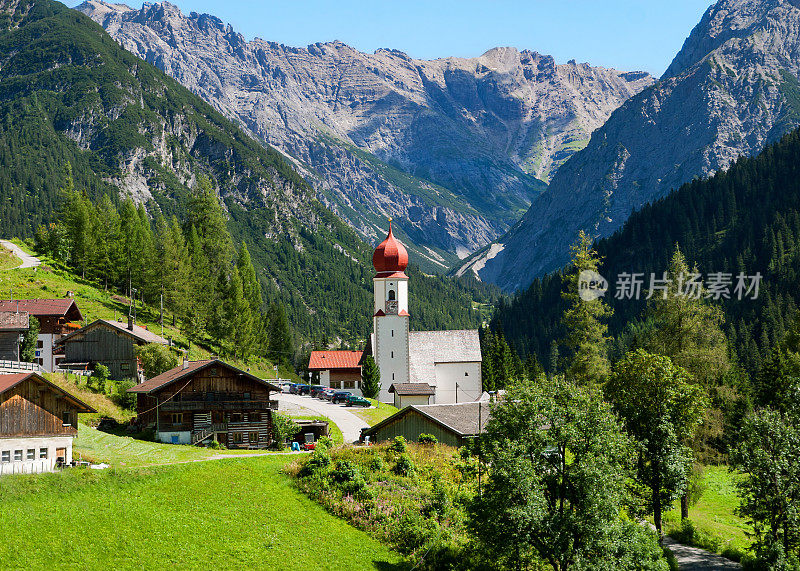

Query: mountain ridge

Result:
[78,0,655,268]
[457,0,800,291]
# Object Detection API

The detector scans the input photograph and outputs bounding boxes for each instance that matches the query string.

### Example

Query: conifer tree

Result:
[361,355,381,400]
[237,242,262,316]
[266,302,294,366]
[561,230,612,387]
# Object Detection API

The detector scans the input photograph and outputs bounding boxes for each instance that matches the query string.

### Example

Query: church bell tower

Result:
[371,222,410,402]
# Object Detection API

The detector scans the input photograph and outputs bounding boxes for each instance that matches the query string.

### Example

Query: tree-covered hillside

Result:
[0,0,492,342]
[493,127,800,374]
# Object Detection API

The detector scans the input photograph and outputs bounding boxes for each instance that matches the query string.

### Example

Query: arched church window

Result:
[388,289,396,301]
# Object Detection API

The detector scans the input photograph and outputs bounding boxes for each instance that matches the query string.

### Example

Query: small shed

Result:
[361,402,490,448]
[388,382,435,409]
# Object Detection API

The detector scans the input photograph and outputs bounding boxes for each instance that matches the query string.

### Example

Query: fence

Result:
[0,460,53,476]
[0,360,44,373]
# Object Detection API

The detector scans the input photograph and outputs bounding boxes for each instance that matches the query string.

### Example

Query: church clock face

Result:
[386,300,398,314]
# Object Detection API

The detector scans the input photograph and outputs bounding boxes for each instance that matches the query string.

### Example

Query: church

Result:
[309,224,482,406]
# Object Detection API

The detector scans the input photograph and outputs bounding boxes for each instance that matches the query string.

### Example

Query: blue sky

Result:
[70,1,714,76]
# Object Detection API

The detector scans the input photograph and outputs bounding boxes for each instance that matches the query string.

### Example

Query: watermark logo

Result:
[579,271,763,302]
[578,269,609,301]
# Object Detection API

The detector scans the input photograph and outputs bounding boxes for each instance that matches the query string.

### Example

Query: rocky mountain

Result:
[0,0,489,341]
[457,0,800,290]
[78,0,654,270]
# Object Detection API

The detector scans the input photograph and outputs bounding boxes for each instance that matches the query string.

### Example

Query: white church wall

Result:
[432,361,482,404]
[375,314,409,402]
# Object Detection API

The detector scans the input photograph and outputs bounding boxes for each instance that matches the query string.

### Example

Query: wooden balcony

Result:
[159,400,278,412]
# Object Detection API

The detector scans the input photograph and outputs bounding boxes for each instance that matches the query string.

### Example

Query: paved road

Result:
[0,239,40,269]
[662,537,742,571]
[275,392,369,444]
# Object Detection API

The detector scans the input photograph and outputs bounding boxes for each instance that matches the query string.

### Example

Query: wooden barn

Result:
[361,402,489,448]
[128,359,280,448]
[57,318,168,382]
[0,311,28,362]
[388,383,435,409]
[0,299,83,371]
[0,372,95,475]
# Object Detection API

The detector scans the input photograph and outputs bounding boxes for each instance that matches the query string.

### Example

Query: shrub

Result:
[330,460,360,484]
[209,440,226,450]
[393,453,415,477]
[89,364,110,393]
[300,446,331,476]
[368,454,385,472]
[390,436,408,454]
[388,512,438,555]
[271,413,300,448]
[418,433,438,445]
[112,380,137,410]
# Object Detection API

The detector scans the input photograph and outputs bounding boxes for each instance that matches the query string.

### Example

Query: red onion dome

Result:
[372,223,409,273]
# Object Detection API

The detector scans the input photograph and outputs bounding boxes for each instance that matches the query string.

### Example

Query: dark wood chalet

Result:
[0,372,95,475]
[57,318,168,382]
[128,359,280,448]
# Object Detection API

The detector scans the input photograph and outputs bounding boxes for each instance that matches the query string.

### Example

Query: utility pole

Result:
[478,400,482,496]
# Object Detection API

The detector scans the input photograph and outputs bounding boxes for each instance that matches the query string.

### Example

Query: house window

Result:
[344,380,355,389]
[243,392,251,400]
[391,351,394,358]
[388,289,396,301]
[251,413,261,423]
[36,340,43,349]
[249,432,258,443]
[391,330,394,337]
[63,411,72,426]
[171,413,183,425]
[120,362,130,371]
[27,449,35,461]
[231,413,242,423]
[233,433,243,444]
[39,448,48,459]
[210,368,218,377]
[464,372,469,376]
[1,451,9,463]
[13,450,22,462]
[392,373,395,380]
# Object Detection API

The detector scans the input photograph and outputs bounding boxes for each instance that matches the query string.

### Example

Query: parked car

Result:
[345,395,371,407]
[279,382,293,393]
[309,385,326,398]
[320,389,336,400]
[296,384,311,395]
[289,383,301,394]
[332,391,352,404]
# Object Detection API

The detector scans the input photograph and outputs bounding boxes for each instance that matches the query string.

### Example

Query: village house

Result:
[0,299,83,371]
[0,372,95,475]
[0,311,29,362]
[361,402,490,448]
[367,225,482,403]
[128,359,280,448]
[57,318,169,382]
[308,350,363,394]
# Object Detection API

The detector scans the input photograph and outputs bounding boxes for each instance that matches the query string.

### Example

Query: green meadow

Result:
[0,456,402,570]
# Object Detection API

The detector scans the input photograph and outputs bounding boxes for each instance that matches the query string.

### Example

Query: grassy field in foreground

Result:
[0,456,402,570]
[664,465,752,556]
[351,399,399,426]
[75,424,281,467]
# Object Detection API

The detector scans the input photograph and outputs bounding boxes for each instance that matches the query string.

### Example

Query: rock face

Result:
[78,0,653,270]
[458,0,800,290]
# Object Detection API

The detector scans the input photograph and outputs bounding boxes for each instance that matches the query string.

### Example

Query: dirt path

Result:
[0,240,40,269]
[662,537,742,570]
[275,392,369,444]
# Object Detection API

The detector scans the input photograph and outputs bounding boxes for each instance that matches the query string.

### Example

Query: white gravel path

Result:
[275,392,369,444]
[662,537,742,570]
[0,240,40,269]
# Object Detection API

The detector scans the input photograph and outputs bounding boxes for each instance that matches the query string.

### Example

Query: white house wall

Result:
[0,435,73,476]
[432,362,482,404]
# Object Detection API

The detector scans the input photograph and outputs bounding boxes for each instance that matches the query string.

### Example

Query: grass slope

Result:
[0,456,402,570]
[351,399,400,426]
[0,243,20,270]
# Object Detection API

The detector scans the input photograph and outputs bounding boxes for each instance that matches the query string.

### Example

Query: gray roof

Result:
[363,402,490,438]
[389,383,435,395]
[408,329,481,384]
[59,319,168,345]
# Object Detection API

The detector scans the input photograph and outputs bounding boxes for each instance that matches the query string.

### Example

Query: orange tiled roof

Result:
[308,350,363,370]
